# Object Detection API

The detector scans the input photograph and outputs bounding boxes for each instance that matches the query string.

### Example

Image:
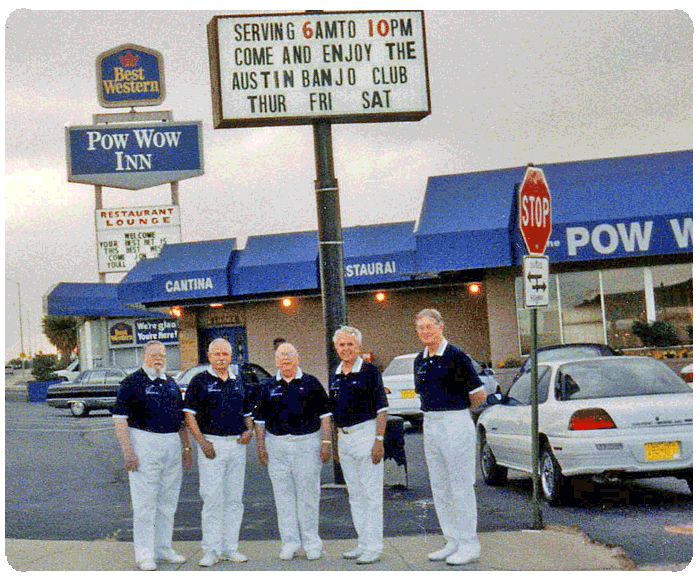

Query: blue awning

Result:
[118,257,161,305]
[342,222,416,286]
[532,150,693,263]
[145,239,236,302]
[416,150,692,272]
[233,230,319,296]
[46,282,157,317]
[416,168,518,272]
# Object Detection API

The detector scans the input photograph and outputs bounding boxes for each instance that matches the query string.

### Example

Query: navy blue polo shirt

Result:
[329,358,388,428]
[183,366,252,436]
[113,368,183,433]
[255,368,332,436]
[413,339,484,412]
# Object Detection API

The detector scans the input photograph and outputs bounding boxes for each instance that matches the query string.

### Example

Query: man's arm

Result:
[113,417,138,471]
[371,410,387,464]
[184,411,215,459]
[179,424,193,470]
[254,421,268,465]
[320,414,332,463]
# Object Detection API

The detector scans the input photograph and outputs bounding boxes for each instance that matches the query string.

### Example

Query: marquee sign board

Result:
[208,10,430,128]
[95,205,181,273]
[97,44,165,108]
[66,121,204,189]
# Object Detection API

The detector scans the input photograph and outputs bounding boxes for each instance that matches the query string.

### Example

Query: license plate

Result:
[645,441,680,461]
[401,389,416,399]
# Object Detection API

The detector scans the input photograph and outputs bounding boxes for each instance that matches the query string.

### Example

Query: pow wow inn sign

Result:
[66,121,204,189]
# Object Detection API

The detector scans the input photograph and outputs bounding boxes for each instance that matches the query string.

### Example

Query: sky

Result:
[3,6,694,362]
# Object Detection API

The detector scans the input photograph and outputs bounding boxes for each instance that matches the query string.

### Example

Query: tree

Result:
[42,315,79,362]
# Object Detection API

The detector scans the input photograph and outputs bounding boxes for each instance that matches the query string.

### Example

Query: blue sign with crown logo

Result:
[97,44,165,108]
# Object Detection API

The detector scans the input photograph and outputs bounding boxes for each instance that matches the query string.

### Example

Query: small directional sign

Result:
[523,255,549,308]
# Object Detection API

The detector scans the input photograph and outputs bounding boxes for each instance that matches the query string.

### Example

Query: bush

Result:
[631,320,681,347]
[31,353,60,381]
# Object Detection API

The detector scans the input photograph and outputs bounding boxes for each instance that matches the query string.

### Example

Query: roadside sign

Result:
[518,166,552,255]
[207,11,430,128]
[66,121,204,189]
[523,255,549,308]
[97,44,165,108]
[95,205,181,273]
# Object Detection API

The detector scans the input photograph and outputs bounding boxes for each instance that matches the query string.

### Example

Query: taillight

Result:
[384,387,392,394]
[568,408,617,431]
[681,370,693,383]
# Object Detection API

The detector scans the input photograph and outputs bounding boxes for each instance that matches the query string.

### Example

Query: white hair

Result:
[416,308,444,326]
[333,325,362,346]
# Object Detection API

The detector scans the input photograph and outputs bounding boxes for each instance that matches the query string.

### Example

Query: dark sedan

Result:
[46,368,129,417]
[175,362,272,393]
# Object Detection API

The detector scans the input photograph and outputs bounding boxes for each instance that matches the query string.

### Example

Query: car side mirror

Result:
[486,393,503,405]
[483,368,495,376]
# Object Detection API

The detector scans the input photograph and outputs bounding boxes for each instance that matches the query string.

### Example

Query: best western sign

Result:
[208,11,430,128]
[97,44,165,108]
[66,121,204,189]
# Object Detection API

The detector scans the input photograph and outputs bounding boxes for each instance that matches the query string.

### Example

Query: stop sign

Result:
[518,166,552,255]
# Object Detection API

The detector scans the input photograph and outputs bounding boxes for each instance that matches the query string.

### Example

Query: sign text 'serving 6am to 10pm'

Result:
[208,11,430,128]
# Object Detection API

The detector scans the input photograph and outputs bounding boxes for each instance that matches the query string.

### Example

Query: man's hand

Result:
[238,429,253,445]
[371,439,384,464]
[200,440,216,459]
[123,450,139,472]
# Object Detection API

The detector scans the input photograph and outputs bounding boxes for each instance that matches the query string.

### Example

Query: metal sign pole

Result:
[530,307,543,529]
[312,120,347,485]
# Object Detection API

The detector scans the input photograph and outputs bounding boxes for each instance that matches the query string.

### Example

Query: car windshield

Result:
[556,358,692,401]
[383,357,415,377]
[539,346,608,362]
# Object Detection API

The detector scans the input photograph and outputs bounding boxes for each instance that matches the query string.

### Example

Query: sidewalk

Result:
[6,527,688,572]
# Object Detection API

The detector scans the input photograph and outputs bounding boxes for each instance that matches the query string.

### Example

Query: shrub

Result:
[631,320,681,347]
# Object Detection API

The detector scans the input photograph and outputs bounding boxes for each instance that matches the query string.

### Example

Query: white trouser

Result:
[265,430,323,554]
[337,418,384,554]
[423,409,480,553]
[197,434,247,554]
[128,428,183,563]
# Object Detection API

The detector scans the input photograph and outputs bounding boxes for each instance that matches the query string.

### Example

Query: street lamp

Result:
[6,279,26,366]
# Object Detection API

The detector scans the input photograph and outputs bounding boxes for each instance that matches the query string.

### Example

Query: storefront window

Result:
[651,263,693,344]
[601,267,646,349]
[557,271,605,345]
[516,262,693,355]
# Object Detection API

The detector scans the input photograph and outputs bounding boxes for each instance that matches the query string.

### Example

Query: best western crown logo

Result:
[97,44,166,108]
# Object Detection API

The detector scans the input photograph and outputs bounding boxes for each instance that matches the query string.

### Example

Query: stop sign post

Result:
[517,165,552,532]
[519,166,552,255]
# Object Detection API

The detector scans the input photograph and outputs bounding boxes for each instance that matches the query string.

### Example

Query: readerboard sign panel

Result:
[208,11,430,128]
[95,205,181,273]
[66,121,204,190]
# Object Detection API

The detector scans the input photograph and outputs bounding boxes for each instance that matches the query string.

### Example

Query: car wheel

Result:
[69,401,88,417]
[684,472,692,494]
[479,430,507,486]
[539,444,568,506]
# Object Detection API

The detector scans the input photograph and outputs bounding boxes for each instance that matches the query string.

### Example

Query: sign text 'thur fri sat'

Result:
[208,11,431,128]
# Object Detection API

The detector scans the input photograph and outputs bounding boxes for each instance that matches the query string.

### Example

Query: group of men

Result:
[113,308,486,570]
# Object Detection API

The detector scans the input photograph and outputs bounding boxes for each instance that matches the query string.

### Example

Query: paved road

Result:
[5,399,693,567]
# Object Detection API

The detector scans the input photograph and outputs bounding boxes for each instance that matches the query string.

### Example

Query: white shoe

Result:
[222,550,248,563]
[199,551,219,567]
[138,559,156,571]
[279,546,298,561]
[306,549,322,561]
[157,550,186,564]
[428,542,458,561]
[343,547,363,559]
[446,545,479,566]
[356,552,381,564]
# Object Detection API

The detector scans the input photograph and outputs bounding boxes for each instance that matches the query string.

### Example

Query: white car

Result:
[382,352,501,426]
[680,362,693,388]
[477,356,693,505]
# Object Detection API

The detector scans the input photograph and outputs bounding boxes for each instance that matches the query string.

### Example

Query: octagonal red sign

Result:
[518,166,552,255]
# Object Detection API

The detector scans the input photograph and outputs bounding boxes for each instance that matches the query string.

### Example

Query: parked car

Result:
[54,359,81,382]
[513,343,623,383]
[382,352,501,426]
[477,356,693,506]
[46,367,128,417]
[680,363,693,388]
[175,362,273,397]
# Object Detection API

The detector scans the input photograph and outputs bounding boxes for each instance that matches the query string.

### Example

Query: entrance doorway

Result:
[198,326,248,363]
